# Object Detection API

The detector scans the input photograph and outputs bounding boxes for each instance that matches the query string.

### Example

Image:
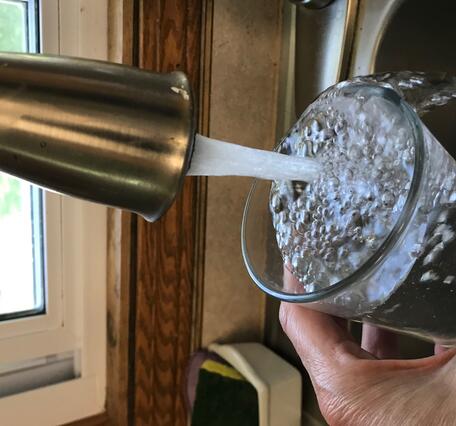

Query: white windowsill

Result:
[0,1,109,424]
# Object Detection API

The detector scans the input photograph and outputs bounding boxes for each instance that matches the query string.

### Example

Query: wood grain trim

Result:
[106,2,139,426]
[191,0,213,353]
[106,1,207,424]
[106,210,136,426]
[121,0,139,67]
[132,0,205,424]
[63,413,108,426]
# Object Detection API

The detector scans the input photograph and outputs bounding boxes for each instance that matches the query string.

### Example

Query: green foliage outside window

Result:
[0,2,27,52]
[0,175,21,216]
[0,1,27,217]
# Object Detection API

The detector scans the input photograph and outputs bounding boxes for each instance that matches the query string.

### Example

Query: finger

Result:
[279,302,375,375]
[361,324,399,359]
[282,263,302,293]
[281,267,374,363]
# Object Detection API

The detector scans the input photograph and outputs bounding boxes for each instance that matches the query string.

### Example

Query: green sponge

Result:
[191,359,259,426]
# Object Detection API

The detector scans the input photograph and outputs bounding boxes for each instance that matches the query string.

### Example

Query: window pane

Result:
[0,1,44,320]
[0,1,28,52]
[0,176,44,316]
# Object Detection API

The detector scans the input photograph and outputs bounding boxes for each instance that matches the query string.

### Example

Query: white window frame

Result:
[0,1,108,424]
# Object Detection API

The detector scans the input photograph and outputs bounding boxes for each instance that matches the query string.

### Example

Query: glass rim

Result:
[241,85,425,303]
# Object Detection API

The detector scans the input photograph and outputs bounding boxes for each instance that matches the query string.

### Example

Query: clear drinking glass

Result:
[242,82,456,345]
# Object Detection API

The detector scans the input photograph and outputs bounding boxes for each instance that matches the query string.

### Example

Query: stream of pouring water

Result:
[187,73,456,183]
[187,134,321,182]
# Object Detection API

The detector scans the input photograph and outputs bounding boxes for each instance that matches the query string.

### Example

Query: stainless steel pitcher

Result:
[0,53,195,222]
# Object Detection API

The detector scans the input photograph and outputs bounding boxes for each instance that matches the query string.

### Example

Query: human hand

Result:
[280,269,456,426]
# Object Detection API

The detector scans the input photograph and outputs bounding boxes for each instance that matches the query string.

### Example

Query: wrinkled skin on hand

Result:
[280,269,456,426]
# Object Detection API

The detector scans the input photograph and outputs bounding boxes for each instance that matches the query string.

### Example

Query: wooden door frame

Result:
[106,1,211,425]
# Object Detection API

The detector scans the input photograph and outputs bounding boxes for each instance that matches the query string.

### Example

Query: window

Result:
[0,0,45,321]
[0,178,44,319]
[0,1,108,424]
[0,0,38,52]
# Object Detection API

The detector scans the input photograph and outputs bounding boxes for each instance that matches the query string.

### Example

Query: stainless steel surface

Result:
[267,0,456,396]
[0,53,195,222]
[294,0,358,114]
[351,0,456,355]
[266,0,360,367]
[351,0,456,159]
[265,4,362,423]
[290,0,334,9]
